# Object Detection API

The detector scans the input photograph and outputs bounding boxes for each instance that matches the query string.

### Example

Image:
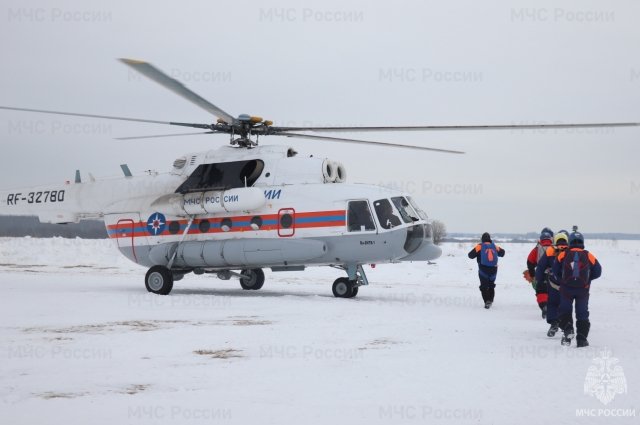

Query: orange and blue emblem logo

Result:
[147,212,166,235]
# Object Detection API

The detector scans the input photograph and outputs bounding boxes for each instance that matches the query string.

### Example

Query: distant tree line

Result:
[0,216,107,239]
[447,232,640,242]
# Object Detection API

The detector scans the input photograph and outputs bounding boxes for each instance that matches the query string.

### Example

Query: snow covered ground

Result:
[1,237,639,424]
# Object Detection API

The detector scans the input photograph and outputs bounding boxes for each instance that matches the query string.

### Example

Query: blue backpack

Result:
[480,243,499,267]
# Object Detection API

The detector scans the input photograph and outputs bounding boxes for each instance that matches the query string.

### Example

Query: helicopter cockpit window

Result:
[175,160,264,194]
[407,196,428,220]
[423,222,433,239]
[391,196,419,223]
[347,200,376,232]
[373,199,402,230]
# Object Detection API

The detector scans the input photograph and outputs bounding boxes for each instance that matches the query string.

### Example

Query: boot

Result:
[540,302,547,320]
[480,288,490,308]
[547,320,559,337]
[487,287,495,303]
[576,320,591,348]
[485,287,494,309]
[561,328,574,346]
[559,314,575,346]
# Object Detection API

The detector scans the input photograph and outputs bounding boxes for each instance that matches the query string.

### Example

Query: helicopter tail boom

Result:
[0,183,99,224]
[0,171,187,225]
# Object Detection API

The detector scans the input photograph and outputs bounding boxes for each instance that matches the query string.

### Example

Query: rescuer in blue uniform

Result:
[468,232,506,309]
[552,232,602,347]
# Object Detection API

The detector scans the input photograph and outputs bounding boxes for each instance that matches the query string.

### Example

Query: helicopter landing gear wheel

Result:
[349,286,359,298]
[332,277,358,298]
[240,268,265,290]
[145,265,174,295]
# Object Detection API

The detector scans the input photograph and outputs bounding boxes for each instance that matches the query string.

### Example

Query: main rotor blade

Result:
[119,58,236,124]
[115,131,216,141]
[0,105,171,125]
[277,132,465,154]
[0,106,213,129]
[273,122,640,132]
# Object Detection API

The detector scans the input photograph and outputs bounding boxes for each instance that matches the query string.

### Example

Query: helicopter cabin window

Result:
[168,221,181,235]
[391,196,419,223]
[175,160,264,194]
[198,219,211,233]
[373,199,402,229]
[250,216,263,230]
[221,218,233,232]
[279,213,293,229]
[347,200,376,232]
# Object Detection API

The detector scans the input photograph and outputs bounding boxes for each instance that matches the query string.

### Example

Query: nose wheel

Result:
[332,277,358,298]
[332,264,369,298]
[145,265,174,295]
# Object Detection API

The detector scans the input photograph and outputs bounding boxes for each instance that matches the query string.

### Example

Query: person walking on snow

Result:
[468,232,505,309]
[552,232,602,347]
[535,231,570,337]
[523,228,554,319]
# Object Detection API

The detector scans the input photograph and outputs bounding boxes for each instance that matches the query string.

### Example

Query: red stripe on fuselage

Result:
[107,210,346,238]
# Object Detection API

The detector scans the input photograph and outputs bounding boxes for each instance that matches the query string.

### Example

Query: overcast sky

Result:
[2,0,639,234]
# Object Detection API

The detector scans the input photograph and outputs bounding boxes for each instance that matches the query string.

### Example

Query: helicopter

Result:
[1,59,638,298]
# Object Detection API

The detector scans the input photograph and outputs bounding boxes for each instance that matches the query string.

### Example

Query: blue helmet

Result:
[541,227,554,236]
[540,228,553,242]
[569,231,585,247]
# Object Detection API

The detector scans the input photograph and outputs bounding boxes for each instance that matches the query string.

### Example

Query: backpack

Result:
[560,249,591,288]
[539,246,556,278]
[480,242,499,267]
[536,243,549,262]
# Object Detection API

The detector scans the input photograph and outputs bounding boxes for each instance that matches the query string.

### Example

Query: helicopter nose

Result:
[404,224,427,254]
[424,243,442,260]
[400,225,442,262]
[401,240,442,262]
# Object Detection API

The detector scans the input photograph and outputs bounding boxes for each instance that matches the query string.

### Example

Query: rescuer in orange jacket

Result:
[535,232,569,337]
[524,228,553,319]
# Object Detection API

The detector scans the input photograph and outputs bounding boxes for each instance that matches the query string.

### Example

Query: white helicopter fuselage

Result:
[0,145,441,295]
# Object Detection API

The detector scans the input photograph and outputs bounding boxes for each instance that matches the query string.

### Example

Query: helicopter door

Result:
[278,208,295,237]
[116,218,138,263]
